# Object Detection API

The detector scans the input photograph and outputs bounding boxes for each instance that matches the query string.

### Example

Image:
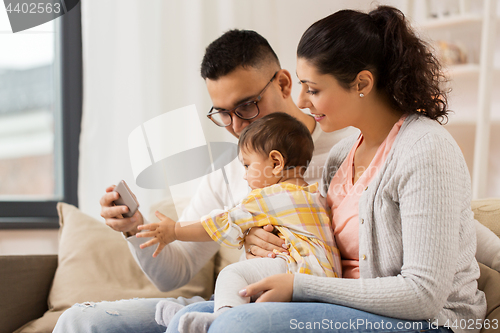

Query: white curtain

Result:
[78,0,408,219]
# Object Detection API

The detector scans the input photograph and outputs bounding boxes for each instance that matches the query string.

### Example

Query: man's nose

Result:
[232,116,249,136]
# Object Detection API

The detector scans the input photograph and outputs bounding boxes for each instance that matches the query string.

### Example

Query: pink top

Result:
[326,116,406,279]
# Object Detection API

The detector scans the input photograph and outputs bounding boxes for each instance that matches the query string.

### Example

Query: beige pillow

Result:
[472,198,500,238]
[478,263,500,333]
[214,246,244,279]
[472,198,500,332]
[15,202,215,333]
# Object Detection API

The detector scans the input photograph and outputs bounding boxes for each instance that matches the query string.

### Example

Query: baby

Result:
[137,112,341,333]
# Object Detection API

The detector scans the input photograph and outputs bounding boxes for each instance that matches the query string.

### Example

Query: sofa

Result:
[1,199,500,333]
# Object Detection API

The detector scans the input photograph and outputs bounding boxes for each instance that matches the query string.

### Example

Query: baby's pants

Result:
[214,257,287,312]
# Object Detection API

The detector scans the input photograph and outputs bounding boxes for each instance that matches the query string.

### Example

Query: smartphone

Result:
[113,180,139,218]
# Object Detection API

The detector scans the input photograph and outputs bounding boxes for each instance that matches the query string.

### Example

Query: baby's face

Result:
[239,148,278,190]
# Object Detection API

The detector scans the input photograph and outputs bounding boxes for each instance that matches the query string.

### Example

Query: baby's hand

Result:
[136,211,176,257]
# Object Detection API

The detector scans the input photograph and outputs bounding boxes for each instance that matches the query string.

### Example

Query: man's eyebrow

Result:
[213,94,258,111]
[234,94,258,106]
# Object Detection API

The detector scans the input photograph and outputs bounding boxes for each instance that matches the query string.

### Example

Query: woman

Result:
[168,6,486,333]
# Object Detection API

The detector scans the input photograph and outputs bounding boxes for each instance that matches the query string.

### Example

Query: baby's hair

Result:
[238,112,314,171]
[297,6,449,123]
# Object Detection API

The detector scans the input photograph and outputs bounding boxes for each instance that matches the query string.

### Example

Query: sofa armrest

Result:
[0,255,58,333]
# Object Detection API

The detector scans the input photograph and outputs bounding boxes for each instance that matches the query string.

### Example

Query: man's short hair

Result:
[201,29,280,80]
[238,112,313,170]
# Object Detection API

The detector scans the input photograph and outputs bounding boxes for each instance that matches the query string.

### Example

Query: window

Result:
[0,4,82,228]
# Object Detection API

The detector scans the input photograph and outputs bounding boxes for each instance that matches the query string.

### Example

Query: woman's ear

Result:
[355,70,374,96]
[269,150,285,176]
[276,69,293,98]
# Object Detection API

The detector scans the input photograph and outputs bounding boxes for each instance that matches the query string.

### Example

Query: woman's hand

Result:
[244,225,289,259]
[136,211,176,257]
[239,273,294,303]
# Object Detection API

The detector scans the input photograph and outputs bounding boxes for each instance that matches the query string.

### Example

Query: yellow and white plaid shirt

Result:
[201,182,341,278]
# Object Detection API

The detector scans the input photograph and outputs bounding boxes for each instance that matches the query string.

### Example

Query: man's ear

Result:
[269,150,285,176]
[276,69,293,99]
[354,70,374,96]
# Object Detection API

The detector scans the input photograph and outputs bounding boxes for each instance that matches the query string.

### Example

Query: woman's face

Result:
[296,58,359,133]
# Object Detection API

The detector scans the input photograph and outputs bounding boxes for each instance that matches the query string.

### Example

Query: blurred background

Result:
[1,0,499,254]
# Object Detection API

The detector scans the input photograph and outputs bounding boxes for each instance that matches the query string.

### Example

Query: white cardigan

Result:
[293,114,486,333]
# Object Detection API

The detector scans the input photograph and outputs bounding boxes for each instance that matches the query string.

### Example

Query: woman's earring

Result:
[359,93,364,98]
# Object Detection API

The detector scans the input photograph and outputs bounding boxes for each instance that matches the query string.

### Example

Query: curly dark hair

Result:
[297,6,449,123]
[201,29,280,80]
[238,112,314,171]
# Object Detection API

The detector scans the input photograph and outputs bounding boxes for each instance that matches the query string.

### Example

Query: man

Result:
[53,29,357,333]
[106,29,356,280]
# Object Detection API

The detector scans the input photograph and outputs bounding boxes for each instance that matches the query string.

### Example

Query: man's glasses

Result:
[207,71,278,127]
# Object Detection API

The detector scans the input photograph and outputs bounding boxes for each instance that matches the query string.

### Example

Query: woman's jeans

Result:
[167,301,453,333]
[53,298,453,333]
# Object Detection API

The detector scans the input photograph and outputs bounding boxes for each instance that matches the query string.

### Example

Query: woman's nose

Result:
[296,88,312,109]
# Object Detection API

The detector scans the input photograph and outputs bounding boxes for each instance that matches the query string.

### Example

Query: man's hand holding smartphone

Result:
[100,180,144,236]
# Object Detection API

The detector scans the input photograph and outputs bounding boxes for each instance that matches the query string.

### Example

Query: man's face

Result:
[206,67,283,138]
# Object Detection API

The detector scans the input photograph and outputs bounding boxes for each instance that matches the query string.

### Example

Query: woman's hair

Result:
[297,6,449,123]
[238,112,314,170]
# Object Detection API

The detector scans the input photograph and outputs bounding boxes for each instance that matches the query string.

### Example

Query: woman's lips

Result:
[312,113,325,121]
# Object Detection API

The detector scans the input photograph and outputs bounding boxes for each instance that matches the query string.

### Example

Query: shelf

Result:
[442,63,480,78]
[448,63,480,75]
[443,64,500,80]
[444,118,475,125]
[419,14,483,30]
[409,0,500,198]
[444,116,500,126]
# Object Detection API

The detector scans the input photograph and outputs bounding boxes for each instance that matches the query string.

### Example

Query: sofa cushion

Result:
[473,198,500,332]
[0,255,57,333]
[214,246,244,279]
[472,198,500,238]
[478,263,500,333]
[14,202,214,333]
